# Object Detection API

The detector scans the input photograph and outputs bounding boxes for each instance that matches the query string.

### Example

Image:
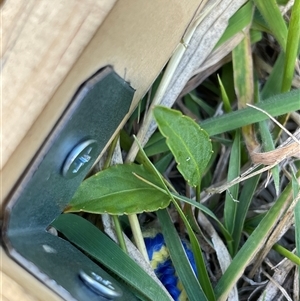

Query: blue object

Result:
[144,233,197,301]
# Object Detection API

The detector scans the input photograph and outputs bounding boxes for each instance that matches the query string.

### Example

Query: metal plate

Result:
[2,67,138,300]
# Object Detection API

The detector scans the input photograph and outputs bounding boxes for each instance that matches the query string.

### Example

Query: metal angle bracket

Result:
[2,66,138,301]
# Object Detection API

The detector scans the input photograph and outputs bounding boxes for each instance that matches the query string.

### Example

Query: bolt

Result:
[79,269,122,299]
[62,139,98,178]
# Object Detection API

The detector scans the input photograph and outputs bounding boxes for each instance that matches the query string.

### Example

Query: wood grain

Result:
[1,0,117,169]
[1,247,62,301]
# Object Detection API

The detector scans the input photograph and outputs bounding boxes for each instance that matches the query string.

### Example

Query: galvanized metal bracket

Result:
[2,67,138,300]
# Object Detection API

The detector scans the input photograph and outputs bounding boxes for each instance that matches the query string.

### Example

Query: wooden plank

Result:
[1,2,117,300]
[1,0,117,170]
[1,0,202,300]
[1,248,62,301]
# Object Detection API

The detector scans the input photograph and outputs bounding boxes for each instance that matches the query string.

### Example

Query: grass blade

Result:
[157,209,210,301]
[134,137,215,300]
[232,174,261,255]
[254,64,281,195]
[167,192,232,241]
[232,32,254,111]
[200,89,300,136]
[295,203,300,285]
[214,171,300,300]
[293,173,300,285]
[258,120,280,193]
[186,93,215,117]
[281,0,300,92]
[215,1,254,49]
[52,213,172,301]
[172,202,215,301]
[253,0,288,50]
[260,52,285,99]
[217,74,232,113]
[144,132,169,156]
[232,28,258,162]
[224,131,241,242]
[252,8,272,34]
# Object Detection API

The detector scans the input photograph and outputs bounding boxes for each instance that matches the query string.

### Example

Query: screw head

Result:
[62,139,98,178]
[79,269,123,299]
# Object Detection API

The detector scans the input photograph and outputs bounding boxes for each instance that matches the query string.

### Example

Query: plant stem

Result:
[129,214,149,261]
[103,135,129,253]
[272,244,300,265]
[103,134,120,169]
[112,215,128,253]
[196,184,201,203]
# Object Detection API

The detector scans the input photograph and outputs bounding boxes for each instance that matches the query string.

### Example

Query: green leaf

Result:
[186,93,215,117]
[157,209,210,301]
[214,171,300,300]
[170,193,231,241]
[154,152,173,173]
[292,173,300,272]
[183,94,201,119]
[52,214,172,301]
[144,132,169,156]
[65,164,170,215]
[281,0,300,92]
[252,8,273,34]
[120,129,145,164]
[232,174,261,255]
[232,33,254,109]
[217,74,232,113]
[224,130,241,239]
[215,1,254,49]
[220,63,236,107]
[276,0,290,5]
[250,29,263,44]
[253,0,288,50]
[261,52,285,99]
[153,106,212,187]
[200,89,300,136]
[258,120,280,194]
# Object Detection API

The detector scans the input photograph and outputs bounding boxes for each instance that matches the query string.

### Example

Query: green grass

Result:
[53,1,300,300]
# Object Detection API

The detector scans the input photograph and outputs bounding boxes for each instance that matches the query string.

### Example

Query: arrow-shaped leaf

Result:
[153,106,212,187]
[65,163,170,215]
